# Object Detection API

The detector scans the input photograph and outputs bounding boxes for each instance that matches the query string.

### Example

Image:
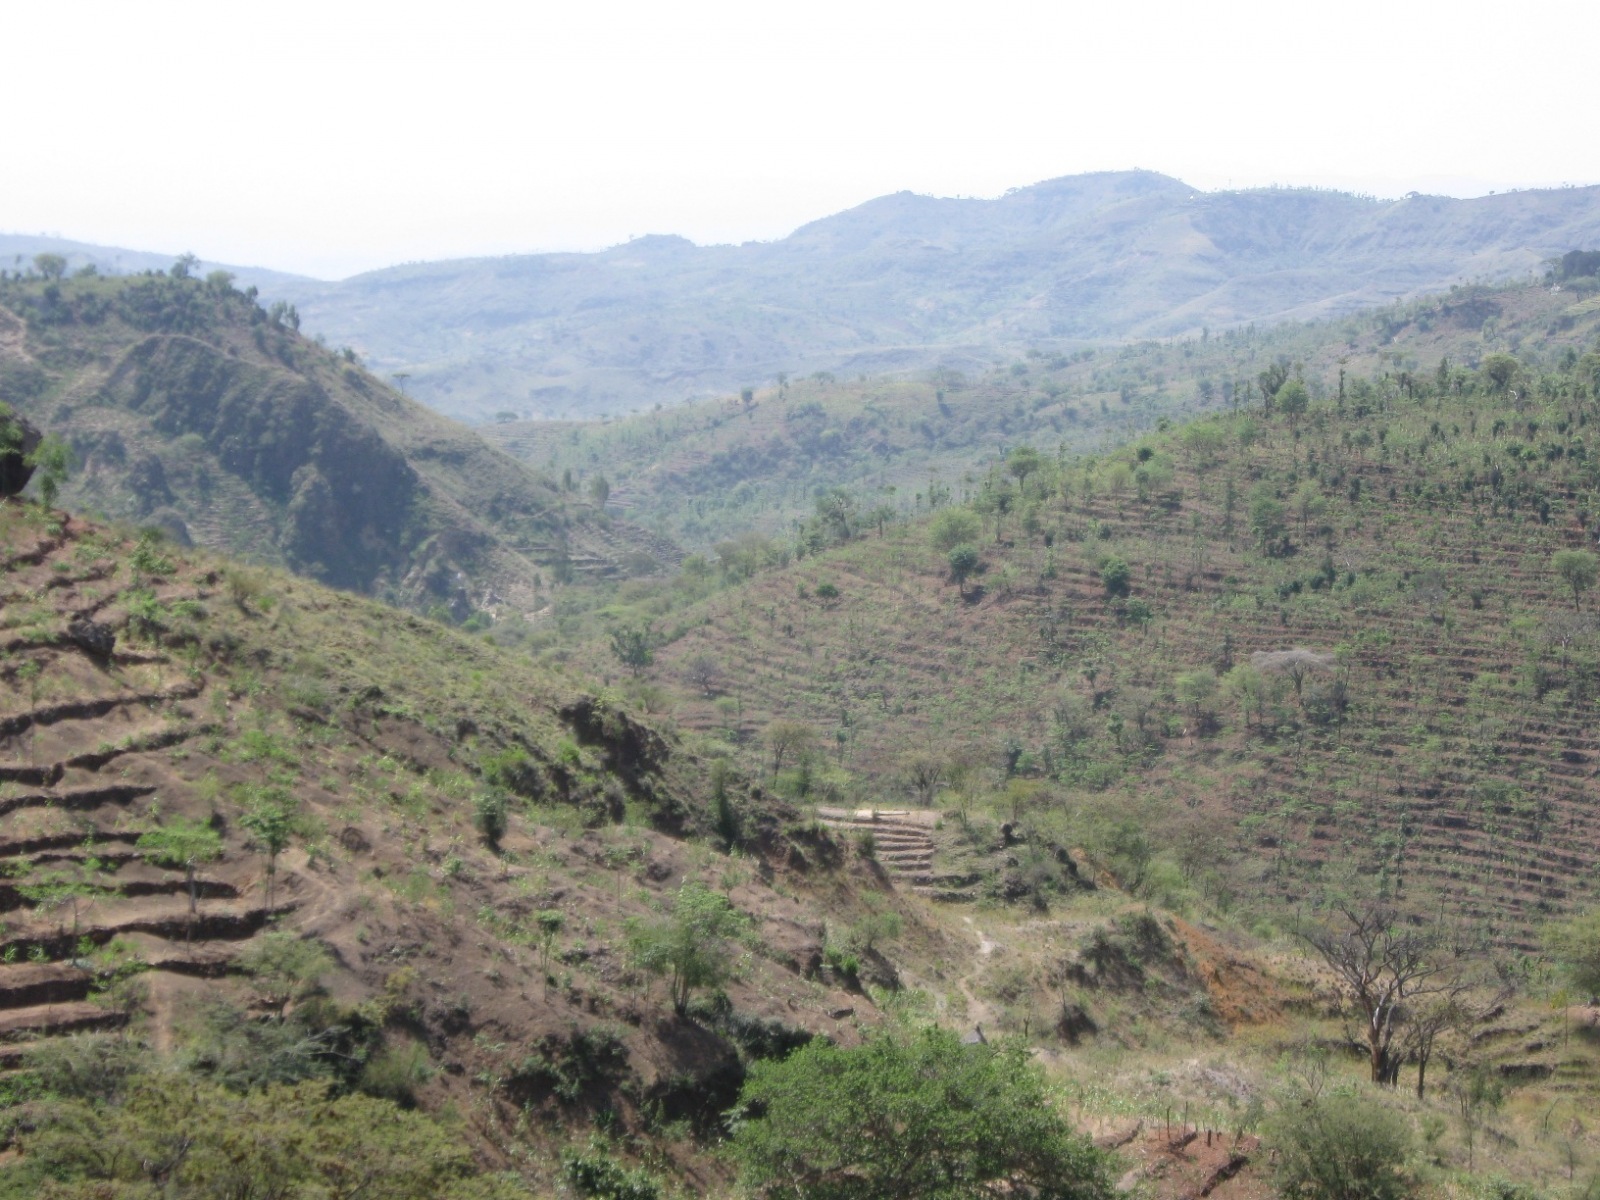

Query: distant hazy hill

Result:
[0,270,677,612]
[263,171,1600,420]
[0,234,307,295]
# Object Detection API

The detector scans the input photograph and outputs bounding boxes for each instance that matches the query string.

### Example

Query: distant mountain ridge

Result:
[258,171,1600,420]
[0,233,307,294]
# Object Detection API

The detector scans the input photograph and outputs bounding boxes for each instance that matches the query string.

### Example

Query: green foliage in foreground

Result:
[1264,1092,1414,1200]
[729,1027,1113,1200]
[1,1077,525,1199]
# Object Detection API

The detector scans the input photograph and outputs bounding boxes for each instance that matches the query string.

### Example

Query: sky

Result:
[7,0,1599,280]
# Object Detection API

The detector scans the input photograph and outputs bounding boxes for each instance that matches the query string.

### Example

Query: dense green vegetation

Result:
[730,1027,1113,1200]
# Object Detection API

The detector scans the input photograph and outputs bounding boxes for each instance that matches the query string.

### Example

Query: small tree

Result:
[711,759,741,849]
[1447,1065,1505,1171]
[20,868,107,938]
[1248,487,1288,554]
[33,253,67,280]
[1174,670,1217,730]
[1277,378,1310,427]
[25,435,74,510]
[947,544,980,597]
[683,653,723,697]
[473,792,509,850]
[535,909,563,995]
[137,818,224,935]
[241,800,296,908]
[237,931,332,1021]
[1297,901,1452,1085]
[627,881,747,1014]
[766,721,817,779]
[899,751,946,806]
[1252,648,1334,706]
[1543,907,1600,996]
[609,624,654,675]
[588,474,611,510]
[1007,445,1044,491]
[1099,555,1130,598]
[928,508,981,553]
[1553,549,1599,611]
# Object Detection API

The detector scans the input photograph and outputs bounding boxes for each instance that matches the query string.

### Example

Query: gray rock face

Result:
[0,410,42,496]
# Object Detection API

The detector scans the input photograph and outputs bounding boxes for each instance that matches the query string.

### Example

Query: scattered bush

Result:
[1265,1092,1414,1200]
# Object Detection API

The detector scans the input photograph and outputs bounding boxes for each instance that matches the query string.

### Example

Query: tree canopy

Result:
[730,1027,1112,1200]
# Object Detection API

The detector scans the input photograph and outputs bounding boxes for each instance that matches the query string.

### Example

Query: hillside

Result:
[484,278,1600,549]
[4,501,1597,1197]
[554,338,1600,954]
[0,499,902,1193]
[0,266,678,612]
[263,172,1600,420]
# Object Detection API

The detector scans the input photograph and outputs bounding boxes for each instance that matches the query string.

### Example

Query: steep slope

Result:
[0,269,678,611]
[264,172,1600,419]
[0,498,890,1191]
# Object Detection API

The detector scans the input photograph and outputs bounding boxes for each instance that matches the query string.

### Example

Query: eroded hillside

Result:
[0,500,906,1191]
[0,268,677,614]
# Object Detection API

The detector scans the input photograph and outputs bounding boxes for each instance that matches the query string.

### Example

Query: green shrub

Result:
[1265,1092,1413,1200]
[473,792,509,850]
[561,1140,660,1200]
[731,1027,1112,1200]
[1099,555,1131,597]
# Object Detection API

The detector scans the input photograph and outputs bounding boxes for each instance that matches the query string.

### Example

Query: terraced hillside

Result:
[485,279,1600,548]
[0,497,911,1192]
[0,267,676,614]
[585,341,1600,948]
[5,496,1600,1196]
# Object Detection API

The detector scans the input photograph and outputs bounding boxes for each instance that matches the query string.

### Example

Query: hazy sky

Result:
[8,0,1598,279]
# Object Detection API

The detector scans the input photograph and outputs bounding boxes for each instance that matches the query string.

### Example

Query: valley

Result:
[2,233,1600,1200]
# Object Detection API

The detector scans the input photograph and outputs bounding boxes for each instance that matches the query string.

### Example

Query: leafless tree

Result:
[1252,648,1335,704]
[899,752,947,806]
[1543,611,1597,672]
[1391,978,1510,1098]
[683,653,722,698]
[1297,901,1455,1086]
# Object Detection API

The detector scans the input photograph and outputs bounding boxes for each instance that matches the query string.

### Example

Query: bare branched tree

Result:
[683,653,722,698]
[899,751,947,806]
[1251,648,1335,703]
[1297,901,1456,1086]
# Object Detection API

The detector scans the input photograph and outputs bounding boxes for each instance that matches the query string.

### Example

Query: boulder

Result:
[66,619,117,658]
